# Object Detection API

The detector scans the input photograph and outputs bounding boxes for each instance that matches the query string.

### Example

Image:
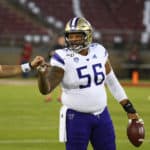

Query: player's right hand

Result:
[30,56,45,69]
[36,63,50,73]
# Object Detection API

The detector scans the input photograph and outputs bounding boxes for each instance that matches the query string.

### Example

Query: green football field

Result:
[0,79,149,150]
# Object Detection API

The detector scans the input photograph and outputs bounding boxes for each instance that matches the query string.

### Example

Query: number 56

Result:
[76,63,105,89]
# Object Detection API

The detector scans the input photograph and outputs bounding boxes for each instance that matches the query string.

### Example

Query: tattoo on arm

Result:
[48,66,64,92]
[38,66,64,94]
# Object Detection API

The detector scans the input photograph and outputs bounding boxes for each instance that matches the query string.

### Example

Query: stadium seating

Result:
[0,5,48,34]
[0,0,146,46]
[31,0,74,23]
[80,0,145,44]
[80,0,145,30]
[0,1,50,45]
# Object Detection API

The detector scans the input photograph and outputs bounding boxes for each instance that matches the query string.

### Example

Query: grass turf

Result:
[0,80,149,150]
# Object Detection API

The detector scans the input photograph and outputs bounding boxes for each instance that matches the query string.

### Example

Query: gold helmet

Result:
[65,17,93,52]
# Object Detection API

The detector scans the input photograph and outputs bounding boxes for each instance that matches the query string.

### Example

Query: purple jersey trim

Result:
[52,53,65,65]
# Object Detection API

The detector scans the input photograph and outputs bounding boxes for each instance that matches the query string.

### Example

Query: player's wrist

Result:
[123,100,136,114]
[21,63,31,72]
[29,62,34,70]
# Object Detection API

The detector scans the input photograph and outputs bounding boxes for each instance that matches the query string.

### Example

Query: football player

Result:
[0,56,44,77]
[37,17,143,150]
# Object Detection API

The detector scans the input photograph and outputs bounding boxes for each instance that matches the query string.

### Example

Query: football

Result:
[127,119,145,147]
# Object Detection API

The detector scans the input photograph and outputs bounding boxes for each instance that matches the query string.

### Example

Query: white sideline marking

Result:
[0,139,149,144]
[0,139,58,144]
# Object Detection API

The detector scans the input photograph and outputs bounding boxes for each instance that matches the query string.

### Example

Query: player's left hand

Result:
[127,113,144,129]
[30,56,45,69]
[127,113,139,120]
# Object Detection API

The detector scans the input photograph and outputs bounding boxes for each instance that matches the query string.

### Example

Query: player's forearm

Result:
[0,63,32,77]
[105,70,128,101]
[0,65,22,77]
[37,65,64,95]
[0,56,45,78]
[38,72,51,95]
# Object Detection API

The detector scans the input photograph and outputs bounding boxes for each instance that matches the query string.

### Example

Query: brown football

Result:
[127,119,145,147]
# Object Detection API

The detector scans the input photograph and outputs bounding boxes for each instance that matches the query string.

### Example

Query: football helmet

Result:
[65,17,93,53]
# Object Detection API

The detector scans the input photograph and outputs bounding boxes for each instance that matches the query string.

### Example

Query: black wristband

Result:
[123,100,136,113]
[29,62,34,70]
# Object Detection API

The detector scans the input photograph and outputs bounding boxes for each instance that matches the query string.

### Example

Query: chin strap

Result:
[68,44,89,54]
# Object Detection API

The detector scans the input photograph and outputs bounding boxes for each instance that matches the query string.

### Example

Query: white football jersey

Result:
[51,43,108,113]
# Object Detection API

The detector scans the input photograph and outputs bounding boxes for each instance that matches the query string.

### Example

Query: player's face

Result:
[67,33,85,47]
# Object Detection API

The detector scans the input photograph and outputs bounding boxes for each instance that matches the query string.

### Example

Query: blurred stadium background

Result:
[0,0,150,79]
[0,0,150,150]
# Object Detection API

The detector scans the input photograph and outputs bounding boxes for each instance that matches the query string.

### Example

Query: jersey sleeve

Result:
[96,43,109,63]
[50,50,65,70]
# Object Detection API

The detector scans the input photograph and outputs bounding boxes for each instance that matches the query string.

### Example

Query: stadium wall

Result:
[0,47,149,79]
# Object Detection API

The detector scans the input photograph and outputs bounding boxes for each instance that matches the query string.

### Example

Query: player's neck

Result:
[79,49,88,56]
